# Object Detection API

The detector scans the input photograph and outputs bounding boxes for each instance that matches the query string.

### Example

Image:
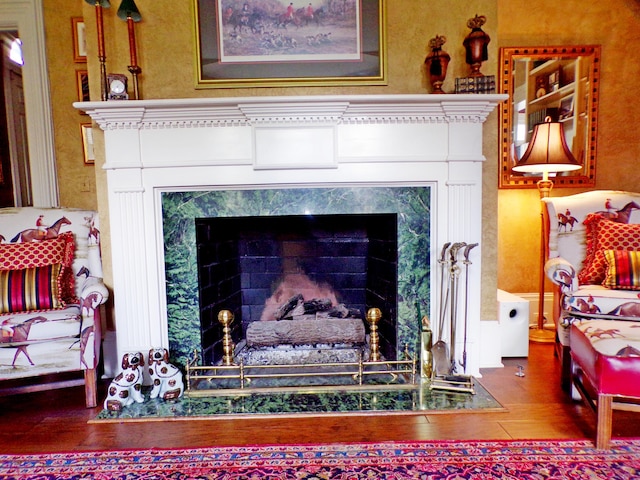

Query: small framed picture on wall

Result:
[76,70,90,104]
[72,17,86,63]
[81,123,95,164]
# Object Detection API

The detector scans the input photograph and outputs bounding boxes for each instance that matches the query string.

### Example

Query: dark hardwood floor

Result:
[1,342,638,454]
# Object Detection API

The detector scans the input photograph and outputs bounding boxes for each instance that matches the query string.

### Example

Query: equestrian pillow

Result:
[578,217,640,285]
[0,232,76,303]
[0,264,64,313]
[603,249,640,290]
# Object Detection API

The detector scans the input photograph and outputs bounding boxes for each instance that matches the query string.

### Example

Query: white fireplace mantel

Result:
[78,94,506,378]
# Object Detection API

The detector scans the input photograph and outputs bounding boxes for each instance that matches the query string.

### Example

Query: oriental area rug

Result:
[1,439,639,479]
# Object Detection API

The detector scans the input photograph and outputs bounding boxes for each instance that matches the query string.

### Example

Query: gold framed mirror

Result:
[498,45,601,188]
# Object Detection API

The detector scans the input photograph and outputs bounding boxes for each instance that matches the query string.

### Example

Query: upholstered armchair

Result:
[542,190,640,389]
[0,207,108,407]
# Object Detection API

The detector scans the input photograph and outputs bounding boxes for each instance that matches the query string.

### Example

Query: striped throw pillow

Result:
[603,250,640,290]
[0,264,64,314]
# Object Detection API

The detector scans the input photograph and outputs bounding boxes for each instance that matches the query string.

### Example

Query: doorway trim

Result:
[0,0,58,207]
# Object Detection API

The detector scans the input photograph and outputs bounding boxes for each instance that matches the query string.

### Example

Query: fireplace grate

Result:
[184,349,418,396]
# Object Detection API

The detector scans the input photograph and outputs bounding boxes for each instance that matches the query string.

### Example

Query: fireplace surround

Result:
[164,186,426,369]
[78,94,505,379]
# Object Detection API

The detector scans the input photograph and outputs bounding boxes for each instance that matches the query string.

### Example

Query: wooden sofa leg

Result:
[84,369,98,408]
[596,393,613,450]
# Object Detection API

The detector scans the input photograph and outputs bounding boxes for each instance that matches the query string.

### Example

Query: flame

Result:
[260,273,339,321]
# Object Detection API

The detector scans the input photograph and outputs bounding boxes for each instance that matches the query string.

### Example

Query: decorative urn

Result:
[424,35,450,94]
[463,14,491,77]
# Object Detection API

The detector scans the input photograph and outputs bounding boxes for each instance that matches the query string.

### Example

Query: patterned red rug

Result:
[1,439,639,479]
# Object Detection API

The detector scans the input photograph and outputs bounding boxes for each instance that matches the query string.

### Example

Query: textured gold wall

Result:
[42,0,95,209]
[496,0,640,294]
[42,0,640,317]
[47,0,498,319]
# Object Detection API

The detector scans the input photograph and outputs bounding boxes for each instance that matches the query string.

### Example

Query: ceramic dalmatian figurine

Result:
[103,351,145,411]
[148,348,184,400]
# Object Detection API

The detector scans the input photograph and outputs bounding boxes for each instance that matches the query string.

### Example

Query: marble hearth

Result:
[78,94,505,378]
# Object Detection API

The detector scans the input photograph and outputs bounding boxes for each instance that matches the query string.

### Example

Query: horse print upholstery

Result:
[542,190,640,389]
[0,207,108,407]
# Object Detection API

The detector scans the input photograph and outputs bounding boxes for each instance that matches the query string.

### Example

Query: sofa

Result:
[0,207,108,407]
[542,190,640,389]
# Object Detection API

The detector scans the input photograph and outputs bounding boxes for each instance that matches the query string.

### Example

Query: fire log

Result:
[245,317,366,347]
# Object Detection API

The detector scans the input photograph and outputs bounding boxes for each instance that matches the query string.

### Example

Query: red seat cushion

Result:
[570,319,640,397]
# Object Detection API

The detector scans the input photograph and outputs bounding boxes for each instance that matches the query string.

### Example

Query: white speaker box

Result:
[497,289,530,357]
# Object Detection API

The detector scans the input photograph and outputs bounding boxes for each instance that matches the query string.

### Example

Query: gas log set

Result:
[185,282,417,393]
[273,294,361,322]
[245,293,365,348]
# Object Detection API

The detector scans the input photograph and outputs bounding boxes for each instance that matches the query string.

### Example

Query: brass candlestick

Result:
[366,308,382,361]
[85,0,111,101]
[218,310,235,366]
[117,0,142,99]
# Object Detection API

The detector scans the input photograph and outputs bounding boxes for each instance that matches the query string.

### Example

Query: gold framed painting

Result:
[194,0,386,88]
[81,123,95,165]
[72,17,86,63]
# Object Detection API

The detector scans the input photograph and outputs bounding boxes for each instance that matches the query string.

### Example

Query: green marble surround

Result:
[162,186,431,368]
[94,380,503,421]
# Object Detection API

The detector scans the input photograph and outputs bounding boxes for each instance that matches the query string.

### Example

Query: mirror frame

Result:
[498,45,601,189]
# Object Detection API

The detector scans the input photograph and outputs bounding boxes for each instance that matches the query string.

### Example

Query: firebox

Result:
[195,213,398,365]
[162,185,431,371]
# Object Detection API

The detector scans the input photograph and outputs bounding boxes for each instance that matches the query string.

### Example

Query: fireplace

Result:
[166,186,428,368]
[79,94,505,379]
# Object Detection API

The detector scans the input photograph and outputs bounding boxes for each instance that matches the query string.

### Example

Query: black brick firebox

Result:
[196,213,398,365]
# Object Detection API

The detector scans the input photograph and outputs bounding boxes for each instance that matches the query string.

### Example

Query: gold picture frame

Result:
[498,45,600,189]
[76,70,90,104]
[81,123,95,165]
[194,0,386,88]
[72,17,86,63]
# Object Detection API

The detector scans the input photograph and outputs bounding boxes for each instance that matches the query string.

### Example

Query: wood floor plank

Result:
[0,343,639,453]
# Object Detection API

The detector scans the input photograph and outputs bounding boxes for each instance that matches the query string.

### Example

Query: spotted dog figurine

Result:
[148,348,184,400]
[103,352,145,411]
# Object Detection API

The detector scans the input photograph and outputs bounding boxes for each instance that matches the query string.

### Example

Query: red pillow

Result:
[0,232,76,303]
[578,213,606,285]
[603,250,640,290]
[578,218,640,285]
[0,264,64,313]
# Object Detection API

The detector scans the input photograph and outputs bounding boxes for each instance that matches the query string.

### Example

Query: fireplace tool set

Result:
[427,241,478,394]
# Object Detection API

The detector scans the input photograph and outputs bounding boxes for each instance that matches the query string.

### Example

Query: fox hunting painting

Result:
[194,0,386,87]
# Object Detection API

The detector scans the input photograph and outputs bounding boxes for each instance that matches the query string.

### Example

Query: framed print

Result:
[76,70,90,104]
[72,17,86,63]
[194,0,386,88]
[81,123,95,165]
[559,95,574,120]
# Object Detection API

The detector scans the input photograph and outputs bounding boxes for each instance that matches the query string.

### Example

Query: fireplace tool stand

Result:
[429,241,477,394]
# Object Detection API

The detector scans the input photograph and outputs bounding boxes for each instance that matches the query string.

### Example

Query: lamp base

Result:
[529,327,555,343]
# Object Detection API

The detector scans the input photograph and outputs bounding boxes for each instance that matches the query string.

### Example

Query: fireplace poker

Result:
[447,242,466,374]
[432,242,451,377]
[460,243,478,373]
